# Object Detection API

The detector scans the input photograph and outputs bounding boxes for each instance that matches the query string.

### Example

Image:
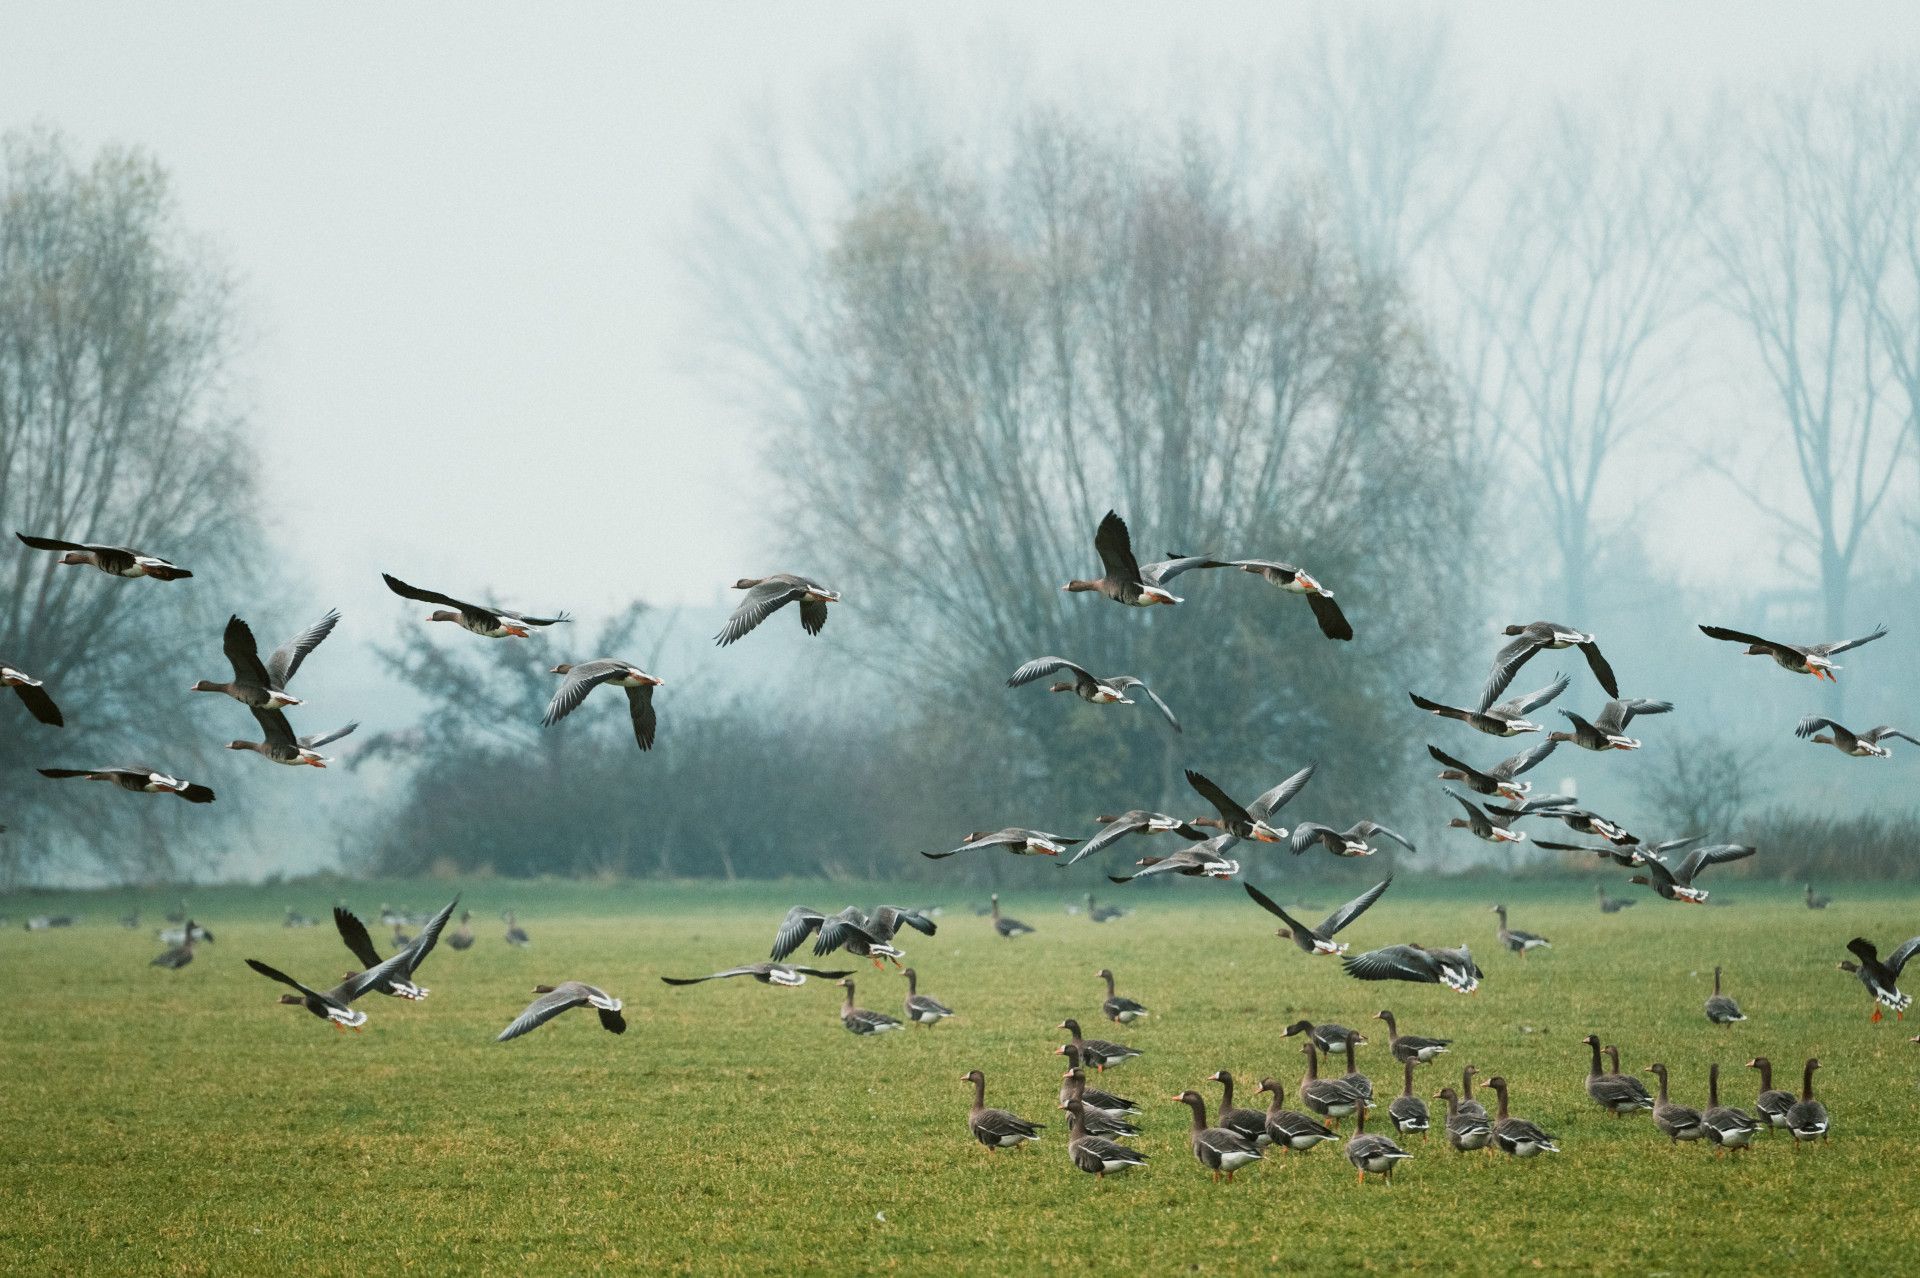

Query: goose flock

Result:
[5,509,1918,1191]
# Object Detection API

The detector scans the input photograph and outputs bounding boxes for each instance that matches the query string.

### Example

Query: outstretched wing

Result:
[1340,945,1438,984]
[1578,641,1619,698]
[1247,764,1316,819]
[544,660,625,726]
[495,987,589,1042]
[1092,511,1144,586]
[1007,657,1093,688]
[1867,727,1920,746]
[10,680,63,726]
[331,907,386,970]
[1184,769,1250,827]
[1448,792,1492,837]
[1112,677,1180,733]
[222,616,274,687]
[873,906,936,938]
[1605,698,1673,731]
[1356,822,1417,854]
[297,721,359,750]
[1675,843,1755,881]
[1243,881,1311,936]
[1492,673,1571,718]
[1319,876,1392,937]
[1141,552,1233,584]
[1410,692,1471,721]
[1428,744,1486,782]
[1070,814,1150,866]
[813,910,878,957]
[1478,632,1544,711]
[383,573,486,618]
[268,609,341,687]
[1306,592,1352,641]
[397,895,460,976]
[1795,716,1851,745]
[1494,739,1558,779]
[770,906,824,961]
[715,580,803,647]
[1884,936,1920,975]
[660,967,762,985]
[1816,625,1889,657]
[245,958,328,1002]
[250,705,299,749]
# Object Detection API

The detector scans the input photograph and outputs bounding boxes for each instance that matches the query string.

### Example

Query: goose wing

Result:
[1319,876,1392,937]
[1341,945,1439,983]
[1864,726,1920,746]
[1289,823,1335,855]
[297,721,359,750]
[1675,843,1756,882]
[331,907,386,970]
[1185,769,1251,828]
[714,580,804,647]
[1247,764,1316,819]
[871,906,937,939]
[622,685,658,750]
[1007,656,1094,688]
[1479,630,1547,711]
[1578,640,1619,697]
[1070,813,1155,866]
[1492,739,1558,779]
[1428,744,1490,785]
[544,660,626,726]
[1448,792,1494,837]
[660,966,767,984]
[397,896,459,976]
[1243,881,1313,936]
[1598,698,1672,733]
[1491,673,1570,718]
[1699,624,1783,650]
[267,609,341,687]
[1141,552,1233,584]
[1796,716,1853,746]
[222,616,274,687]
[245,958,330,1003]
[1306,592,1352,641]
[250,705,299,749]
[1813,625,1888,657]
[1110,677,1180,732]
[1409,692,1472,722]
[9,680,63,726]
[382,574,496,626]
[770,906,824,961]
[1354,821,1416,854]
[495,985,590,1042]
[1882,935,1920,976]
[813,909,879,957]
[1092,510,1144,586]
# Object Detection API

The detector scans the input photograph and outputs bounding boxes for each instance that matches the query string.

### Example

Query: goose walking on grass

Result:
[246,948,418,1031]
[38,765,214,804]
[1206,1071,1272,1148]
[1341,943,1482,993]
[1704,966,1747,1024]
[1295,1039,1365,1126]
[1702,1063,1759,1154]
[332,897,458,1000]
[1549,697,1673,751]
[960,1070,1041,1150]
[1435,1087,1492,1152]
[836,979,901,1035]
[1060,1071,1140,1137]
[1747,1056,1796,1131]
[714,574,840,646]
[1795,717,1918,758]
[544,660,663,750]
[901,968,954,1026]
[382,573,568,639]
[1427,740,1558,802]
[1070,811,1203,866]
[1344,1104,1413,1186]
[1057,1048,1138,1113]
[1595,883,1636,914]
[1785,1058,1829,1143]
[496,982,626,1042]
[1063,511,1183,607]
[661,961,853,987]
[1447,793,1529,845]
[1007,657,1180,732]
[1645,1063,1708,1143]
[1061,1099,1146,1177]
[991,895,1034,938]
[1580,1035,1653,1116]
[1173,1091,1264,1182]
[1630,843,1757,905]
[228,706,358,767]
[1,659,62,726]
[1374,1009,1451,1064]
[1387,1059,1430,1137]
[1482,621,1619,709]
[1483,1077,1560,1158]
[1337,1036,1375,1105]
[1291,820,1416,859]
[1838,935,1918,1020]
[1254,1078,1343,1154]
[151,922,198,969]
[1058,1018,1139,1071]
[1492,905,1550,956]
[1410,673,1569,737]
[1184,768,1294,844]
[1245,877,1390,957]
[15,531,190,580]
[1699,623,1888,681]
[1096,968,1148,1024]
[924,828,1081,860]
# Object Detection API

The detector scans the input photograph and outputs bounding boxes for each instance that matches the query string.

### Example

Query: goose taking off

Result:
[331,897,458,999]
[38,765,214,804]
[1549,697,1673,751]
[1007,657,1180,732]
[1341,943,1482,994]
[545,661,663,750]
[1410,673,1568,737]
[15,531,191,580]
[228,706,358,767]
[382,573,568,638]
[660,962,853,987]
[1699,622,1887,681]
[1243,877,1391,956]
[1794,717,1918,758]
[714,574,840,646]
[1481,621,1618,711]
[1063,511,1182,606]
[496,982,627,1041]
[1,659,62,726]
[1427,741,1557,801]
[1838,935,1919,1020]
[1628,843,1756,904]
[923,828,1081,860]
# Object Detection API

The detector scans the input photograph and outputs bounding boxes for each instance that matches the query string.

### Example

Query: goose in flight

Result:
[1184,768,1294,843]
[1480,622,1617,710]
[545,660,663,750]
[1193,557,1353,640]
[1108,833,1242,884]
[660,962,854,987]
[382,573,568,638]
[331,897,457,1000]
[1629,843,1755,904]
[245,947,418,1031]
[227,706,358,767]
[1006,657,1180,732]
[714,574,840,646]
[0,658,62,726]
[15,531,191,580]
[1067,810,1205,866]
[923,828,1081,859]
[1291,820,1416,859]
[1341,943,1482,993]
[1549,698,1672,751]
[1838,935,1919,1020]
[1698,623,1887,681]
[1446,793,1528,844]
[1426,741,1557,801]
[38,764,214,803]
[1794,717,1918,759]
[1243,877,1391,956]
[1063,511,1183,606]
[496,982,626,1041]
[1411,673,1568,737]
[1505,801,1633,846]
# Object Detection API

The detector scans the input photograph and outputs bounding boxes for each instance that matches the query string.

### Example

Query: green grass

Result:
[2,877,1915,1275]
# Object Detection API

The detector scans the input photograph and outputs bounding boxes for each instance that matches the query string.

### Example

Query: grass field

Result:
[2,876,1915,1275]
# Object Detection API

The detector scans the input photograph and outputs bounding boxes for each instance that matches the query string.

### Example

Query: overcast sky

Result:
[5,2,1917,627]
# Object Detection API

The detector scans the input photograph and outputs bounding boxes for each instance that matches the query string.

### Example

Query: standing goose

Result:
[990,895,1034,938]
[1580,1035,1653,1116]
[1795,717,1918,758]
[1344,1103,1413,1186]
[1337,1036,1375,1105]
[1107,832,1242,884]
[1063,511,1181,607]
[15,531,190,579]
[1644,1063,1708,1142]
[496,982,626,1042]
[901,968,954,1026]
[0,659,62,726]
[1595,883,1637,913]
[1702,1063,1760,1154]
[246,947,418,1031]
[1837,935,1919,1020]
[1055,1047,1138,1112]
[661,961,852,987]
[1206,1070,1272,1147]
[1341,943,1482,993]
[959,1070,1042,1150]
[1083,893,1128,923]
[1245,878,1391,957]
[1804,884,1830,910]
[1549,697,1673,751]
[1747,1057,1796,1132]
[1482,1076,1561,1157]
[1447,793,1529,845]
[1211,558,1352,640]
[1006,657,1180,732]
[446,910,474,951]
[227,706,358,767]
[38,765,213,804]
[1704,966,1747,1024]
[1295,1039,1365,1126]
[1069,810,1203,866]
[503,912,530,946]
[1253,1077,1343,1154]
[1699,623,1888,681]
[1172,1090,1263,1182]
[1374,1009,1451,1064]
[1058,1018,1140,1071]
[1183,768,1291,844]
[836,979,902,1035]
[1410,673,1570,737]
[330,897,458,1000]
[1434,1087,1492,1152]
[1430,741,1558,801]
[1784,1058,1829,1142]
[714,574,840,646]
[1630,843,1756,905]
[1284,1019,1367,1055]
[151,921,198,969]
[383,573,568,638]
[544,661,663,750]
[1096,969,1148,1024]
[1060,1098,1146,1177]
[1060,1071,1141,1137]
[1290,820,1416,859]
[1491,905,1550,956]
[1481,621,1619,709]
[924,828,1081,860]
[1457,1064,1488,1119]
[1386,1059,1431,1137]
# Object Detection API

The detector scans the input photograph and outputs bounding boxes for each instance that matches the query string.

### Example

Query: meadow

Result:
[2,875,1915,1276]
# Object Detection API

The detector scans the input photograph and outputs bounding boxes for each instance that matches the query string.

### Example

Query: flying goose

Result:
[1795,717,1918,758]
[1060,1098,1146,1176]
[1374,1009,1450,1063]
[1629,843,1756,904]
[331,897,458,1000]
[1435,1087,1493,1152]
[191,612,340,708]
[246,947,418,1031]
[1702,1063,1760,1154]
[660,961,852,986]
[1644,1063,1708,1142]
[958,1069,1042,1149]
[1172,1090,1264,1181]
[1514,802,1634,846]
[1579,1035,1652,1116]
[1184,768,1292,843]
[1704,966,1746,1024]
[1212,558,1353,640]
[923,828,1081,860]
[227,706,358,767]
[714,574,840,646]
[1482,1076,1560,1157]
[1447,793,1528,845]
[151,921,198,969]
[1344,1103,1413,1185]
[1699,623,1888,680]
[1838,935,1918,1020]
[768,905,933,967]
[1746,1056,1795,1131]
[1096,968,1148,1024]
[1386,1059,1431,1137]
[990,895,1034,938]
[15,531,190,579]
[1427,740,1557,801]
[1244,877,1391,956]
[902,968,954,1026]
[1341,943,1481,993]
[1549,697,1673,751]
[496,982,626,1041]
[1291,820,1415,859]
[1252,1077,1344,1153]
[1058,1018,1140,1071]
[1491,905,1550,956]
[1007,657,1180,732]
[544,660,663,749]
[1784,1058,1829,1142]
[382,573,568,638]
[0,659,62,726]
[1410,673,1569,737]
[1063,511,1182,606]
[1539,833,1697,868]
[1480,622,1618,713]
[37,765,213,803]
[1068,810,1204,866]
[1107,832,1242,884]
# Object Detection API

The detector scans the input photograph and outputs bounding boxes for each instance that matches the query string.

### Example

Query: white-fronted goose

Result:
[1203,557,1352,640]
[1344,1104,1412,1186]
[924,828,1081,860]
[715,573,839,646]
[1206,1070,1272,1147]
[1056,1047,1138,1112]
[1096,968,1148,1023]
[16,531,190,580]
[1283,1019,1365,1055]
[151,921,197,969]
[1580,1034,1652,1116]
[1595,883,1636,914]
[191,612,339,708]
[1060,1070,1141,1137]
[1374,1009,1450,1063]
[1434,1087,1492,1152]
[446,910,474,950]
[661,961,853,987]
[1699,622,1887,680]
[1058,1018,1139,1071]
[1491,905,1550,956]
[1387,1060,1430,1137]
[331,897,458,999]
[1429,740,1557,801]
[835,906,937,967]
[1290,820,1415,859]
[1481,621,1618,711]
[1084,893,1128,923]
[1342,943,1481,993]
[1173,1090,1263,1181]
[503,911,530,946]
[1457,1064,1488,1119]
[1336,1036,1374,1104]
[1107,832,1243,884]
[1069,810,1203,866]
[38,765,214,804]
[1629,843,1756,904]
[246,947,418,1031]
[1644,1063,1708,1142]
[1295,1039,1365,1125]
[228,706,357,767]
[1251,1078,1341,1154]
[545,660,662,750]
[1805,883,1830,910]
[1702,1063,1759,1154]
[1746,1056,1795,1131]
[1784,1058,1829,1142]
[1704,966,1746,1024]
[1549,697,1672,751]
[1245,878,1391,957]
[1061,1098,1146,1176]
[902,968,953,1025]
[1838,935,1918,1020]
[1795,716,1918,758]
[496,982,626,1042]
[1184,768,1292,844]
[1483,1076,1560,1157]
[383,573,568,639]
[1543,833,1696,868]
[1007,657,1180,732]
[1410,673,1569,737]
[1447,793,1528,845]
[0,659,62,726]
[836,978,902,1035]
[959,1070,1042,1149]
[1063,511,1181,607]
[990,895,1034,938]
[1513,802,1634,845]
